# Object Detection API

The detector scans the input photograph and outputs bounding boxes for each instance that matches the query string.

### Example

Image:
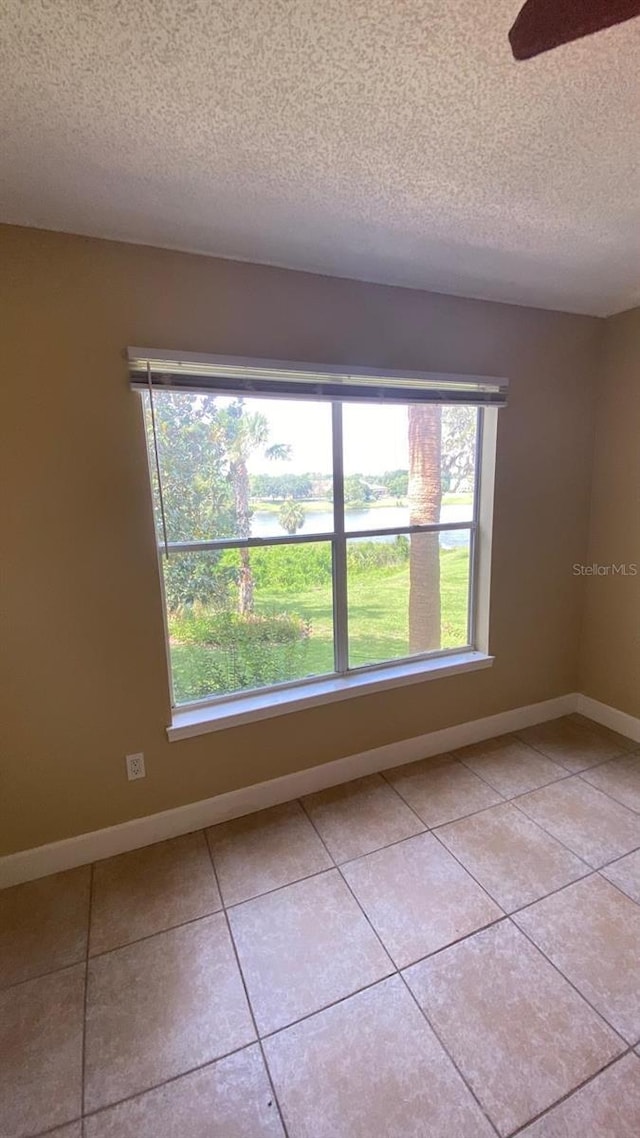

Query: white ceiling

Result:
[1,1,639,316]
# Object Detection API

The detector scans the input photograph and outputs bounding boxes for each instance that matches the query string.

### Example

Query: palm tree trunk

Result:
[239,547,254,614]
[232,458,254,615]
[408,405,442,653]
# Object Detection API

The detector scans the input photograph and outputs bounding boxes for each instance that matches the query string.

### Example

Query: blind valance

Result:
[128,348,508,407]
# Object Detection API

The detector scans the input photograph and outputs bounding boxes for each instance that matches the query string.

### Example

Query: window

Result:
[133,352,505,712]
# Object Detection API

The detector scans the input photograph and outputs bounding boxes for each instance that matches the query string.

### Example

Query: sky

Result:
[237,397,410,476]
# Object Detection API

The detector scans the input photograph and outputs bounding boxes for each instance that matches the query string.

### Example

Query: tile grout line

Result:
[504,1045,635,1137]
[512,720,636,768]
[15,730,640,1136]
[80,862,94,1137]
[508,791,640,872]
[597,845,640,872]
[505,869,599,918]
[203,829,292,1138]
[381,758,509,822]
[506,912,630,1046]
[432,802,597,875]
[376,769,514,918]
[256,973,403,1042]
[392,773,637,1125]
[394,969,502,1138]
[575,766,640,817]
[221,863,333,912]
[67,1015,640,1138]
[454,750,577,795]
[86,903,228,964]
[4,786,638,1001]
[435,760,640,1041]
[505,781,612,867]
[63,1039,257,1134]
[377,771,636,1117]
[9,724,637,1138]
[594,868,640,907]
[399,787,598,945]
[296,796,502,1138]
[444,746,614,873]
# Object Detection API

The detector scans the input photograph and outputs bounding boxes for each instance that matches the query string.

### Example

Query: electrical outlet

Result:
[125,752,146,781]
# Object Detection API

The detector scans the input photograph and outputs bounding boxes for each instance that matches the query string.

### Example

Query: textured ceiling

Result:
[1,1,639,315]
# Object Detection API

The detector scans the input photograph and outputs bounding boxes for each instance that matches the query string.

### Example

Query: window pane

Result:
[342,404,478,532]
[163,543,335,704]
[144,392,333,543]
[347,530,471,669]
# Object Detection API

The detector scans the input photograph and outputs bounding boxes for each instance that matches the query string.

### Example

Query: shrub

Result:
[169,608,311,699]
[220,545,332,591]
[347,536,409,575]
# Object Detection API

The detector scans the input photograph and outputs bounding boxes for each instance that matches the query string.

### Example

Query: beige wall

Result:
[0,225,602,855]
[580,307,640,716]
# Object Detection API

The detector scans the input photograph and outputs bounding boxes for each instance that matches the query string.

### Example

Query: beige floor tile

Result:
[514,875,640,1043]
[47,1126,83,1138]
[0,866,90,988]
[228,870,393,1034]
[454,734,567,797]
[385,756,503,827]
[302,774,424,863]
[0,964,84,1138]
[515,778,640,867]
[341,832,501,967]
[438,802,589,912]
[90,832,221,955]
[405,921,622,1136]
[581,752,640,813]
[520,1053,640,1137]
[85,912,255,1111]
[264,975,495,1138]
[571,712,638,746]
[516,715,634,772]
[207,801,332,906]
[601,849,640,903]
[85,1045,285,1138]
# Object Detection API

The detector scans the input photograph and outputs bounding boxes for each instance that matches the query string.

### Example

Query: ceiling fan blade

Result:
[509,0,640,59]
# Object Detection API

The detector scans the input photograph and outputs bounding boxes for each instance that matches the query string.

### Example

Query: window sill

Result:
[167,651,494,741]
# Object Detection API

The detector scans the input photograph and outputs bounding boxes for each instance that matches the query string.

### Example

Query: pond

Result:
[250,502,472,548]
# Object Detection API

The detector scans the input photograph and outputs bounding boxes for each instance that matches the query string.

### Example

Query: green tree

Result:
[408,405,442,653]
[278,497,305,535]
[251,472,313,500]
[146,393,289,615]
[344,474,373,507]
[442,406,476,492]
[382,469,409,498]
[145,392,236,611]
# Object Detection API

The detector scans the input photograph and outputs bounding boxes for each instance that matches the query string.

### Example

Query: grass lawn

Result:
[170,547,470,703]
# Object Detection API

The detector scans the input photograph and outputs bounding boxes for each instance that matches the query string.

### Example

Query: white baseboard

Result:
[0,692,580,889]
[575,694,640,745]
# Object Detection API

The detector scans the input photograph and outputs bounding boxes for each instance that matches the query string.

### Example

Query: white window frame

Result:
[140,390,498,741]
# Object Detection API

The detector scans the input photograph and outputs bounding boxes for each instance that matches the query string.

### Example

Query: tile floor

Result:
[1,713,639,1138]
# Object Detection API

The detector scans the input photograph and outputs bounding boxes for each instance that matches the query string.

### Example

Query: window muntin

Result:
[143,392,480,707]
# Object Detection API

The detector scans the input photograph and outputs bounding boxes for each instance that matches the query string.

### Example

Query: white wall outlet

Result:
[125,752,146,781]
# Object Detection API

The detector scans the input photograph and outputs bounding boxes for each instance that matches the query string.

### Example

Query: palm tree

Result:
[278,497,305,536]
[408,405,442,653]
[215,401,290,614]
